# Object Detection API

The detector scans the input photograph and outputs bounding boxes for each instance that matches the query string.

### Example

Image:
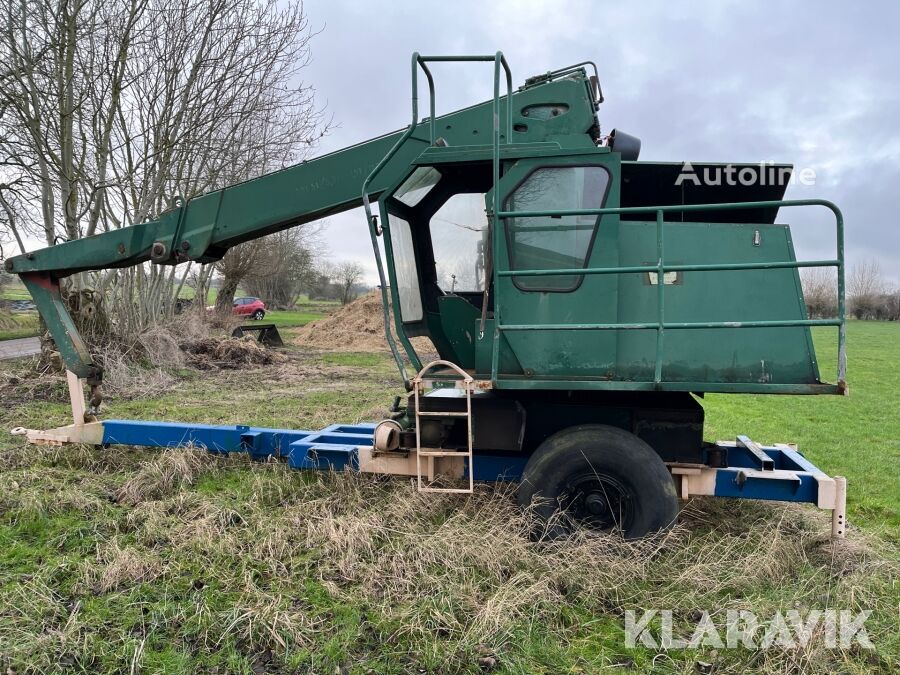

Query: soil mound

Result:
[292,292,434,354]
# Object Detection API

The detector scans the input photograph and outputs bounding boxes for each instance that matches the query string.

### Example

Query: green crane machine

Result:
[6,54,848,538]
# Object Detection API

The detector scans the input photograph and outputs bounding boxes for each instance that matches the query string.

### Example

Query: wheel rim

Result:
[560,471,635,532]
[254,311,263,319]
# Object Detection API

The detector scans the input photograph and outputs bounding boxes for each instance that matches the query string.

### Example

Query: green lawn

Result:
[261,309,325,328]
[1,280,335,339]
[0,308,326,340]
[175,285,218,304]
[0,285,30,301]
[0,311,38,340]
[175,286,342,314]
[703,321,899,538]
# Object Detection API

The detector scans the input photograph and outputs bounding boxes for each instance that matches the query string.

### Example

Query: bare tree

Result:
[186,263,216,312]
[849,258,885,298]
[332,261,365,306]
[848,258,886,319]
[214,239,269,312]
[244,226,322,309]
[0,181,28,255]
[800,267,837,319]
[881,288,900,321]
[0,0,329,341]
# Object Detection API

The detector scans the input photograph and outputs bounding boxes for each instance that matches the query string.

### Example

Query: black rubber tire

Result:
[253,310,265,320]
[517,424,679,539]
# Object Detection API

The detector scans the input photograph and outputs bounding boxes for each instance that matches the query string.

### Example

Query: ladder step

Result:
[418,486,474,494]
[416,411,470,418]
[418,380,474,389]
[413,359,475,495]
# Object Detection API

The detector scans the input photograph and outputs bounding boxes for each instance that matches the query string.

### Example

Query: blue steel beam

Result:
[101,420,377,468]
[710,443,828,504]
[99,420,834,508]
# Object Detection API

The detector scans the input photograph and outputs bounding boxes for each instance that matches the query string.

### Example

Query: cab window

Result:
[389,215,424,322]
[429,193,489,293]
[505,165,609,291]
[395,167,440,207]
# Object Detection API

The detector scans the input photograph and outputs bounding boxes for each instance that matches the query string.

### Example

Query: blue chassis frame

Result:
[99,419,834,507]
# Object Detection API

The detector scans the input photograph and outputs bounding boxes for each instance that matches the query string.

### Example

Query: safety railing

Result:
[491,199,846,389]
[361,52,513,388]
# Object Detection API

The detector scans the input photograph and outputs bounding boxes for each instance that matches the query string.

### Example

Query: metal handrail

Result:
[490,198,846,388]
[412,53,512,257]
[361,52,513,388]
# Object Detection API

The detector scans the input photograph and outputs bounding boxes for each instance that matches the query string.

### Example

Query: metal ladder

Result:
[413,360,475,494]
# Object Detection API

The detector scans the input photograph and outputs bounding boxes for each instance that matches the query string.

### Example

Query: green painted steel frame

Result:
[490,198,846,393]
[362,52,513,386]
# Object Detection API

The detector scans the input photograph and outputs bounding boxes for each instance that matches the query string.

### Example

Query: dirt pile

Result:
[178,336,285,370]
[292,292,435,353]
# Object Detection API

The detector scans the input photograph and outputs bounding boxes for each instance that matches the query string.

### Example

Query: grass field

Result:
[0,322,896,673]
[0,283,31,301]
[0,312,39,341]
[705,323,899,538]
[257,309,329,329]
[0,308,324,340]
[0,281,37,339]
[0,280,337,339]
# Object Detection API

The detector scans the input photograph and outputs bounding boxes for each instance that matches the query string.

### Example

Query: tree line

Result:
[802,259,899,320]
[209,231,367,310]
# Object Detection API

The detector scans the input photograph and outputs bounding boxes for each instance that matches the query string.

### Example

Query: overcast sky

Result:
[300,0,899,285]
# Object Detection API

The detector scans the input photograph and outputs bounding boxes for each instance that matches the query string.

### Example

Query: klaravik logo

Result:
[624,609,873,650]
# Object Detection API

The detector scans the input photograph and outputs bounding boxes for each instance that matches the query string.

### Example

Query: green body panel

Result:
[490,219,818,385]
[435,296,480,365]
[474,321,523,375]
[612,221,817,384]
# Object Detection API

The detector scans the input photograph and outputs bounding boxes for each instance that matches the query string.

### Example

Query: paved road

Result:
[0,337,40,360]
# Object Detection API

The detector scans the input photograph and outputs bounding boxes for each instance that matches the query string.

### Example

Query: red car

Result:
[232,296,266,320]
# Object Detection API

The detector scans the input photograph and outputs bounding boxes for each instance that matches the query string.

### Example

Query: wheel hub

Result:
[564,473,634,532]
[584,492,609,516]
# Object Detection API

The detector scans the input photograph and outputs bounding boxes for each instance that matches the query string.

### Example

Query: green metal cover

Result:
[491,217,822,388]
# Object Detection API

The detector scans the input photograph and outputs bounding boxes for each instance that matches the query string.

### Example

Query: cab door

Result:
[485,150,621,381]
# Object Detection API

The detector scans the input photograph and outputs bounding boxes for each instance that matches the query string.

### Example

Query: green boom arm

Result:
[4,73,600,381]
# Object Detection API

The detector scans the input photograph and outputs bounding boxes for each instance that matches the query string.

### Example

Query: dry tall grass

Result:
[0,441,894,673]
